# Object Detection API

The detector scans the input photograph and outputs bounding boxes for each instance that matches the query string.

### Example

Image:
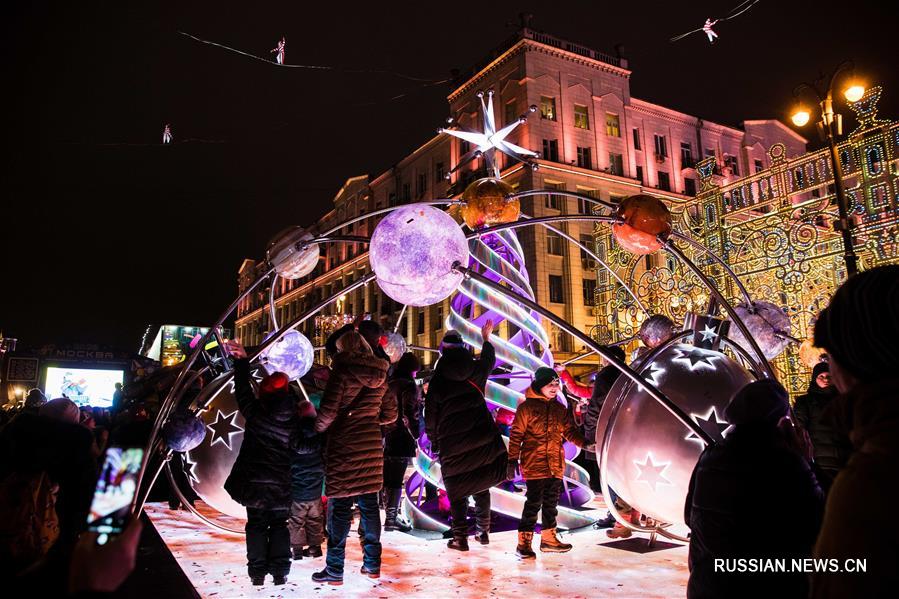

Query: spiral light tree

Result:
[136,89,789,543]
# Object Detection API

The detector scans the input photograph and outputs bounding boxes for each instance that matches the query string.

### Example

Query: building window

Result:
[724,155,740,176]
[541,138,559,162]
[610,194,625,204]
[545,182,564,210]
[609,153,624,176]
[574,104,589,129]
[684,177,697,196]
[632,128,641,150]
[754,159,764,173]
[653,134,668,159]
[705,148,715,158]
[546,230,564,256]
[636,165,644,183]
[576,193,596,215]
[549,275,564,303]
[505,101,517,125]
[417,172,427,197]
[402,182,411,201]
[576,146,592,169]
[658,171,671,191]
[434,305,443,331]
[460,139,470,155]
[417,311,424,335]
[388,191,397,206]
[540,96,556,121]
[583,278,597,306]
[435,162,445,182]
[605,113,621,137]
[580,234,596,266]
[680,142,694,168]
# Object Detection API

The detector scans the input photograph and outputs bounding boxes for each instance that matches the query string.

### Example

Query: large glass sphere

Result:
[728,300,792,360]
[267,226,320,280]
[383,331,407,363]
[460,177,519,230]
[258,329,314,380]
[596,343,754,526]
[162,411,207,452]
[611,195,672,255]
[370,203,469,307]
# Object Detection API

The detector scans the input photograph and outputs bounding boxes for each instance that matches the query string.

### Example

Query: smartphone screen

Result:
[86,446,144,545]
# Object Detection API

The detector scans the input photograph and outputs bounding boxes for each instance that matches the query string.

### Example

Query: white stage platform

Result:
[145,502,688,598]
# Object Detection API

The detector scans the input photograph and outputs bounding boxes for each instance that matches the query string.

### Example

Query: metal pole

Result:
[824,120,859,277]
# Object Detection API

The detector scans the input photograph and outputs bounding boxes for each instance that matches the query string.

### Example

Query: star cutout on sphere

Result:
[699,324,719,343]
[637,362,666,392]
[207,409,244,450]
[439,89,539,178]
[685,406,731,445]
[672,346,721,371]
[183,452,200,484]
[634,453,672,493]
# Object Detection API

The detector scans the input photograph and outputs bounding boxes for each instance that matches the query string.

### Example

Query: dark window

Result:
[417,172,427,197]
[577,192,596,215]
[754,159,764,173]
[505,101,517,125]
[402,182,411,201]
[583,278,597,306]
[609,153,624,176]
[684,177,697,196]
[705,148,715,158]
[540,96,556,121]
[724,155,740,176]
[653,134,668,158]
[549,275,564,303]
[632,128,641,150]
[636,165,644,183]
[417,311,424,335]
[460,140,470,154]
[545,182,564,210]
[580,234,596,266]
[574,105,589,129]
[658,171,671,191]
[546,230,564,256]
[435,162,445,182]
[388,191,397,206]
[576,146,592,169]
[434,305,443,331]
[680,142,694,167]
[542,139,559,162]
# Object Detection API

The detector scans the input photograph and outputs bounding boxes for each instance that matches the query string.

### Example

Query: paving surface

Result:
[146,501,688,598]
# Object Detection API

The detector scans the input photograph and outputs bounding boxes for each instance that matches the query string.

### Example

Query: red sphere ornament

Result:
[611,195,672,255]
[460,178,519,230]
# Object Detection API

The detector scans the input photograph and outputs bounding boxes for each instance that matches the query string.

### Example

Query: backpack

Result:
[0,470,61,573]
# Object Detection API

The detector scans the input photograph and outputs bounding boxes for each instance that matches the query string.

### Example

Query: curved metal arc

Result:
[320,200,463,238]
[453,263,714,445]
[163,461,245,535]
[670,231,752,306]
[510,188,618,211]
[465,214,620,239]
[661,239,774,379]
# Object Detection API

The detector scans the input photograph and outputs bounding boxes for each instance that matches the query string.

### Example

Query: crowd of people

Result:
[1,264,896,597]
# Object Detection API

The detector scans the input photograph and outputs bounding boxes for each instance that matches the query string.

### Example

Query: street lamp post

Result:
[791,61,864,277]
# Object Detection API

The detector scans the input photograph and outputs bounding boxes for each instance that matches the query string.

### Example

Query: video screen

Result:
[44,366,124,407]
[87,447,143,543]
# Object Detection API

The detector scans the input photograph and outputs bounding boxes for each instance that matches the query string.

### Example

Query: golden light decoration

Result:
[844,84,865,103]
[459,177,519,230]
[791,109,811,127]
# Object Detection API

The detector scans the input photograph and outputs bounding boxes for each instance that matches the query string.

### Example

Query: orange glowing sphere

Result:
[799,338,827,368]
[460,178,519,230]
[611,195,672,255]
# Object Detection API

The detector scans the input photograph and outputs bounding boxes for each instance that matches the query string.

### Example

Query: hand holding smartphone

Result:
[86,446,145,545]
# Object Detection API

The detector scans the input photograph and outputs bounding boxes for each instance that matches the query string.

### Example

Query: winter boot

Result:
[474,505,490,545]
[516,531,536,560]
[447,522,470,552]
[360,564,381,579]
[311,569,343,586]
[273,575,287,586]
[384,488,411,532]
[593,511,616,529]
[292,546,303,560]
[251,576,265,586]
[303,545,323,558]
[606,522,632,539]
[540,528,572,553]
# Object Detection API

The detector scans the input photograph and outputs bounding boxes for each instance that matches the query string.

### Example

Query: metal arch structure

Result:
[134,190,776,538]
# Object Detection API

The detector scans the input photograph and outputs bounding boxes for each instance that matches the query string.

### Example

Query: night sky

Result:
[3,0,895,351]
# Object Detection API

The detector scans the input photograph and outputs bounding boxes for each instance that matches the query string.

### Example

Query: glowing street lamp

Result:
[791,61,865,277]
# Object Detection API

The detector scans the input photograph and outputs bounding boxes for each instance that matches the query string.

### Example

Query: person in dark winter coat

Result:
[223,340,298,587]
[509,367,592,558]
[685,379,824,599]
[425,320,508,551]
[793,362,850,493]
[810,264,899,599]
[382,352,422,532]
[288,400,325,561]
[312,331,395,585]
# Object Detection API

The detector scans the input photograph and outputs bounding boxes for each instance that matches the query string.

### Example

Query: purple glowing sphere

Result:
[370,204,469,307]
[162,411,207,452]
[383,331,407,363]
[259,329,314,380]
[728,300,792,360]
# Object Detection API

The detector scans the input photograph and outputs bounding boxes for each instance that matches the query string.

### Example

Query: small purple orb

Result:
[260,329,314,379]
[370,204,469,307]
[162,412,207,452]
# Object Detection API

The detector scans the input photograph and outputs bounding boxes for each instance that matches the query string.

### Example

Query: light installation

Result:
[130,86,888,544]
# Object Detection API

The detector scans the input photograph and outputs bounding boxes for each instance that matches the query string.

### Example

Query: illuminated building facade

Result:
[594,86,898,396]
[235,25,806,370]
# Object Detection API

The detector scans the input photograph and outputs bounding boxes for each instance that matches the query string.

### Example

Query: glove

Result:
[506,459,519,480]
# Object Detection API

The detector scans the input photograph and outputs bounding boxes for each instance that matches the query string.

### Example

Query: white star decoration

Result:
[439,89,539,178]
[685,406,731,445]
[634,453,672,493]
[672,346,721,371]
[183,452,200,484]
[699,324,719,343]
[637,362,666,392]
[207,409,244,450]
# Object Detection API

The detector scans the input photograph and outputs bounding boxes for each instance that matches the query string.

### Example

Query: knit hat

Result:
[814,265,899,382]
[724,379,789,426]
[358,320,386,352]
[811,361,829,380]
[439,330,466,352]
[531,367,560,393]
[40,397,81,424]
[260,371,290,394]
